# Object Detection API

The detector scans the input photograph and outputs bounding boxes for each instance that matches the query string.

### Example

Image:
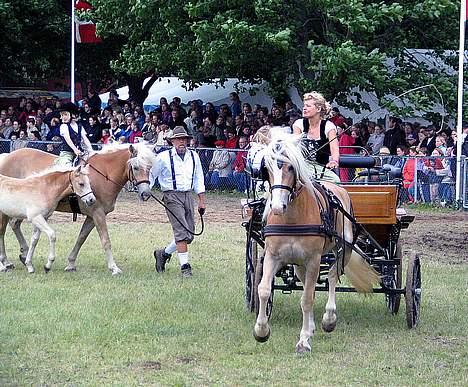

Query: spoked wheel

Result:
[385,242,403,314]
[405,252,422,328]
[253,253,274,320]
[245,237,258,312]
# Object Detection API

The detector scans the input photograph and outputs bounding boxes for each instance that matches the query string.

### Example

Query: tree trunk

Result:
[126,73,158,106]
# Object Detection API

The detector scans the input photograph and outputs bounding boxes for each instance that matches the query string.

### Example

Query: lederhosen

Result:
[163,150,197,243]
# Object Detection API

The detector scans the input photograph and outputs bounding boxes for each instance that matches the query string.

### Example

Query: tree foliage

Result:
[90,0,463,121]
[1,0,464,121]
[0,0,69,86]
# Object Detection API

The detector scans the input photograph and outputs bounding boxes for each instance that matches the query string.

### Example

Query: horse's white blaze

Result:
[270,164,289,215]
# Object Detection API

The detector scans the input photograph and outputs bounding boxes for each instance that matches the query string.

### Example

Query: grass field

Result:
[0,220,467,386]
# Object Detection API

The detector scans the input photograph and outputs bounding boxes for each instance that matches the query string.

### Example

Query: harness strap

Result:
[263,224,327,237]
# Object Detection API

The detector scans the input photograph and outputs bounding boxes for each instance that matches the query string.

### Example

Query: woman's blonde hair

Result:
[303,91,331,118]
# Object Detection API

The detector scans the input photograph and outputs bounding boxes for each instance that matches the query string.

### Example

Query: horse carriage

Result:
[241,135,421,352]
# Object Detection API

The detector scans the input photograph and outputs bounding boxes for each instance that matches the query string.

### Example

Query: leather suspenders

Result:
[168,149,196,190]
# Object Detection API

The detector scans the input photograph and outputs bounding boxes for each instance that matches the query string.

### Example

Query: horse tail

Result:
[344,250,380,293]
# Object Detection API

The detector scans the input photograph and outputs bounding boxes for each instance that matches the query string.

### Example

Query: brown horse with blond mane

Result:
[253,132,379,353]
[0,143,155,275]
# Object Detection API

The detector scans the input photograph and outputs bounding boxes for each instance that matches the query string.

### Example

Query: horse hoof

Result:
[321,320,337,333]
[5,263,15,270]
[19,255,26,265]
[44,266,50,273]
[253,327,270,343]
[295,343,311,354]
[27,268,35,274]
[111,268,123,276]
[64,266,77,272]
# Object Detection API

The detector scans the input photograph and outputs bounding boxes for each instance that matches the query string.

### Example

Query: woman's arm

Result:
[326,128,340,169]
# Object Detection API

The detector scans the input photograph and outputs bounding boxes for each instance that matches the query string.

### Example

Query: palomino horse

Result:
[253,133,379,353]
[0,143,155,275]
[0,165,96,273]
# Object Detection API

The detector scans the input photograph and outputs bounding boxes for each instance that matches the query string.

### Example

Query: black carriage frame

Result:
[242,168,421,329]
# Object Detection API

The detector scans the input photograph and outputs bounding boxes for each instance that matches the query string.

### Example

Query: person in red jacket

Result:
[128,121,143,143]
[338,126,356,181]
[402,146,418,202]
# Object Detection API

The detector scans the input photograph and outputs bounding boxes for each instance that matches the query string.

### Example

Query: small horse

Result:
[253,133,379,353]
[0,143,155,275]
[0,165,96,273]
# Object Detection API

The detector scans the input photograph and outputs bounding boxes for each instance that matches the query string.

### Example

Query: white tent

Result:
[100,77,303,110]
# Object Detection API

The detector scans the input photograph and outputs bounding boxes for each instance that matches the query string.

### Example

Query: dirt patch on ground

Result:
[52,191,467,264]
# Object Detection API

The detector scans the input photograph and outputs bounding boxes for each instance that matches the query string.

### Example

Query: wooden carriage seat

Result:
[344,185,397,225]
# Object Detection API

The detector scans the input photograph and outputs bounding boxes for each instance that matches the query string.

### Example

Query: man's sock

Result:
[177,252,189,267]
[164,240,176,255]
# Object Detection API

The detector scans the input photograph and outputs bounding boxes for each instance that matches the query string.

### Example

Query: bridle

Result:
[68,171,94,200]
[85,156,150,190]
[269,159,301,203]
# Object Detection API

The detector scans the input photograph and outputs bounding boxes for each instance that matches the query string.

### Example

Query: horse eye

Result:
[276,160,284,169]
[288,165,294,172]
[79,183,85,187]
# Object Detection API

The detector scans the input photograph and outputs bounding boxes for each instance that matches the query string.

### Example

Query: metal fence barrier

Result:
[1,139,466,207]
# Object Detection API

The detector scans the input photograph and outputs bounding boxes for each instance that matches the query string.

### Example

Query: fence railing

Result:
[0,139,466,207]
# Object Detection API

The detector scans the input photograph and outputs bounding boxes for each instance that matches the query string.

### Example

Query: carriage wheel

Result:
[405,252,422,328]
[385,242,403,314]
[245,237,258,312]
[253,253,274,320]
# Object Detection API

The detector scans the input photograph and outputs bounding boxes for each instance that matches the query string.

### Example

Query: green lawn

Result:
[0,222,467,386]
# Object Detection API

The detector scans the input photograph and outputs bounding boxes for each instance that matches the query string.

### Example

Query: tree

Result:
[0,0,69,86]
[91,0,464,121]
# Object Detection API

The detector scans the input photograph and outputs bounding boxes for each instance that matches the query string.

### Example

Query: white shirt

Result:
[151,147,205,194]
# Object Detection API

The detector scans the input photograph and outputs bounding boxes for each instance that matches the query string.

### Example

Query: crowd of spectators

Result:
[0,87,466,200]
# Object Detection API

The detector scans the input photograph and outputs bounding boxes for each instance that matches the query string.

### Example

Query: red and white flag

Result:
[75,0,102,43]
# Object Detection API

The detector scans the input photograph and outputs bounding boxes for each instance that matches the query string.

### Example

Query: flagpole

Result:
[455,0,466,204]
[71,0,76,104]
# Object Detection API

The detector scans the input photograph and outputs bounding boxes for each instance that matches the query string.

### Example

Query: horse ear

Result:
[75,165,82,174]
[129,144,137,156]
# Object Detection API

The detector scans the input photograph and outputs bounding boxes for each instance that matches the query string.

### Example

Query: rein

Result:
[87,161,149,190]
[149,192,205,236]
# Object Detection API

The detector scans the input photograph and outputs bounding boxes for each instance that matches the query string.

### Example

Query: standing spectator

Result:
[330,107,346,128]
[86,87,102,115]
[232,136,249,192]
[402,146,418,202]
[203,102,218,123]
[383,116,405,155]
[338,127,355,182]
[151,127,206,278]
[420,125,437,154]
[367,124,385,154]
[229,92,241,118]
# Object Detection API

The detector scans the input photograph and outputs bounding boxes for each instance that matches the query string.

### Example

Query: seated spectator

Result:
[12,130,29,150]
[435,135,447,155]
[100,129,112,144]
[225,128,238,149]
[86,115,102,143]
[184,110,200,136]
[203,102,218,123]
[207,140,233,190]
[46,117,61,141]
[128,121,143,143]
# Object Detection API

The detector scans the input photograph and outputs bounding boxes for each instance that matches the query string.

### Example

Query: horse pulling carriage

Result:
[242,134,421,353]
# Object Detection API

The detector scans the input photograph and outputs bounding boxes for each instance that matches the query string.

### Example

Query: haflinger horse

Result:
[0,143,155,275]
[0,165,96,273]
[253,132,379,353]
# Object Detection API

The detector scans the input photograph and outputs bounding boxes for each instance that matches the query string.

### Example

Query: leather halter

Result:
[68,171,94,200]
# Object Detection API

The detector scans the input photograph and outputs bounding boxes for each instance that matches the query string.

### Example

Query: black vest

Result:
[60,123,83,153]
[301,119,331,165]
